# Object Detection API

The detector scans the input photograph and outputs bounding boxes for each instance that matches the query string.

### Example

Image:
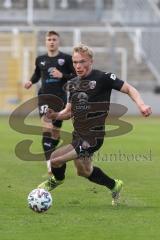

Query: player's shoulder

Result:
[103,72,117,80]
[91,69,108,79]
[92,70,118,84]
[59,51,72,59]
[36,54,48,62]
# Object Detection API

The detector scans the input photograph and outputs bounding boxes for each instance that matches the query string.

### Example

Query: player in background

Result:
[38,43,152,206]
[24,31,75,176]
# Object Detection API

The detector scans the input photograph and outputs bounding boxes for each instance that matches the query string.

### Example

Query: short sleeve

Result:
[104,72,124,91]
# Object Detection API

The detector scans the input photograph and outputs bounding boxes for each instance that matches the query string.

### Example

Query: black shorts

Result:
[38,93,65,128]
[71,134,104,157]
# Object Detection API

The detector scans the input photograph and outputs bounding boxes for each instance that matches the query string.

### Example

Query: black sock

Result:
[87,166,115,190]
[42,132,59,160]
[51,163,66,181]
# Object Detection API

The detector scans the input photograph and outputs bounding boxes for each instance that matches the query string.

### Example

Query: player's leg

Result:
[38,94,64,175]
[72,138,116,187]
[74,156,123,205]
[73,139,123,205]
[41,115,57,175]
[38,144,78,191]
[73,156,93,177]
[87,163,123,205]
[41,115,64,175]
[38,95,54,175]
[49,120,68,180]
[74,156,115,188]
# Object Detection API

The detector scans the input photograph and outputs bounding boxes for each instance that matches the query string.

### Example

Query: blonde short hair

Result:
[73,43,94,59]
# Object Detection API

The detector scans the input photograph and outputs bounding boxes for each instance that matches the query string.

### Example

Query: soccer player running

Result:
[24,31,75,176]
[38,43,152,205]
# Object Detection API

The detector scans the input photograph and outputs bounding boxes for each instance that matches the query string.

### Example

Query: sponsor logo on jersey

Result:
[46,79,60,83]
[89,80,96,89]
[77,92,88,103]
[58,58,65,66]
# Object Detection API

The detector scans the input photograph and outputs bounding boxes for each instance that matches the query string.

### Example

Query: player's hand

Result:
[51,68,63,78]
[24,81,32,89]
[139,104,152,117]
[45,108,58,120]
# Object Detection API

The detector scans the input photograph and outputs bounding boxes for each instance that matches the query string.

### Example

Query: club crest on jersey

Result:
[58,58,65,66]
[89,80,96,89]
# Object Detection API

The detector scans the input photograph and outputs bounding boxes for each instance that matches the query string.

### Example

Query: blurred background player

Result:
[24,30,75,176]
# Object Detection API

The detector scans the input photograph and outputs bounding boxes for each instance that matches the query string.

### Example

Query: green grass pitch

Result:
[0,115,159,240]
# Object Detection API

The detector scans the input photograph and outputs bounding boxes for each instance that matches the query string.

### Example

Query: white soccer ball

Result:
[28,188,52,213]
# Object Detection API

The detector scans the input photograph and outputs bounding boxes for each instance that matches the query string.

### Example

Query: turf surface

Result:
[0,116,159,240]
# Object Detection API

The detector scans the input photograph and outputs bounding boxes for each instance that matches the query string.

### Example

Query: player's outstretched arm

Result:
[120,82,152,117]
[46,103,72,121]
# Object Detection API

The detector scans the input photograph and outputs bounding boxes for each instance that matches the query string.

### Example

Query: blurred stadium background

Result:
[0,0,160,115]
[0,2,160,240]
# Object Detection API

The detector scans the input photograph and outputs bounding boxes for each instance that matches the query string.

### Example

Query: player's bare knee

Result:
[42,126,52,134]
[50,158,61,168]
[77,169,90,177]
